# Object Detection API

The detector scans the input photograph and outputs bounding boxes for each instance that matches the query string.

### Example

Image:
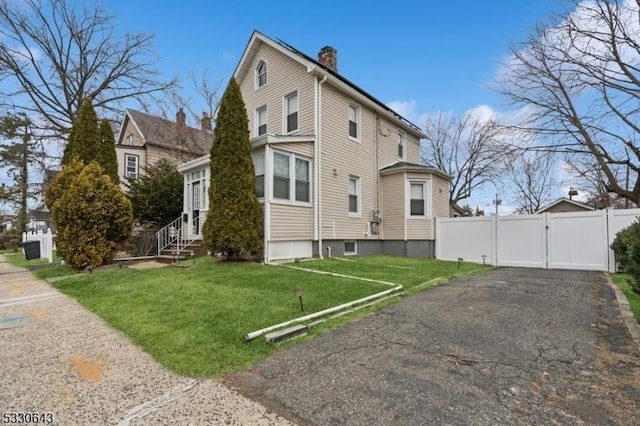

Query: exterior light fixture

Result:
[294,287,304,312]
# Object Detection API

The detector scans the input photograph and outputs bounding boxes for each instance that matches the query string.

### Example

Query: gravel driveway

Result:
[229,268,640,425]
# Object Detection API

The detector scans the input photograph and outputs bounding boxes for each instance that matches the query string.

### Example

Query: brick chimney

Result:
[176,107,186,141]
[201,112,212,131]
[176,108,186,128]
[318,46,337,72]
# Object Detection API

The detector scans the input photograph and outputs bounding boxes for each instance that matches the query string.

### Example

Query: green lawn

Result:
[298,255,488,290]
[46,255,488,377]
[51,257,391,376]
[2,250,76,279]
[610,274,640,325]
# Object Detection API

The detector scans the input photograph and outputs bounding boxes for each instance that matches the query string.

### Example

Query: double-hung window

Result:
[398,131,406,160]
[348,176,359,215]
[285,92,298,133]
[272,151,311,203]
[256,106,267,136]
[410,182,427,216]
[125,154,138,179]
[253,152,265,198]
[348,104,359,139]
[295,158,310,202]
[273,152,290,200]
[256,60,267,87]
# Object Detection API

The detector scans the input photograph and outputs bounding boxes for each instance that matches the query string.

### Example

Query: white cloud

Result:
[386,100,418,122]
[465,104,497,123]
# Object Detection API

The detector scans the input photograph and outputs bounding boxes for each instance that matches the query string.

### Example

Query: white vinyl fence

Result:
[22,228,54,263]
[436,208,640,272]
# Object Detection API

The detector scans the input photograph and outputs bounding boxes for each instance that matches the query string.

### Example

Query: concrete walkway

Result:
[0,256,291,425]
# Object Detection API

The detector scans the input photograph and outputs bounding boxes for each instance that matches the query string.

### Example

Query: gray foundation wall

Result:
[312,240,435,258]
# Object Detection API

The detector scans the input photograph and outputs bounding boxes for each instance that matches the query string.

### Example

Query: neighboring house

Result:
[535,197,594,214]
[28,207,53,232]
[178,31,451,261]
[450,202,472,217]
[115,108,212,185]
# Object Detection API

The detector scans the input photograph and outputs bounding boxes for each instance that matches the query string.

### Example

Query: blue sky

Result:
[107,0,560,117]
[102,0,562,211]
[3,0,568,212]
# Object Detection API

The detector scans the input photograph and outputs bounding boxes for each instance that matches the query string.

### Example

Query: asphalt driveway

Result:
[230,268,640,425]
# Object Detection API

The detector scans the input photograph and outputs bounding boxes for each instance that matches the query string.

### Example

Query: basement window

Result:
[344,241,357,256]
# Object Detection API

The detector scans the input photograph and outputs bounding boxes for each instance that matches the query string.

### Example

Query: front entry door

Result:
[192,181,201,235]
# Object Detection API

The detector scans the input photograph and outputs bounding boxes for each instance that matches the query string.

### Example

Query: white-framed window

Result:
[272,150,311,204]
[253,151,265,199]
[256,60,267,87]
[125,134,133,145]
[125,154,138,179]
[344,241,357,255]
[348,103,359,140]
[348,175,360,215]
[398,131,406,160]
[256,106,267,136]
[285,91,298,133]
[295,157,310,202]
[408,180,431,217]
[273,152,290,200]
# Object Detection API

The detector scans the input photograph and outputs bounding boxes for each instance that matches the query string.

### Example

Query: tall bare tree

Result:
[421,111,505,204]
[506,151,556,214]
[496,0,640,205]
[0,0,176,139]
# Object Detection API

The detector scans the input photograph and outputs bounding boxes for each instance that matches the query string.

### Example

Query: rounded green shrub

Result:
[46,159,132,269]
[611,220,640,294]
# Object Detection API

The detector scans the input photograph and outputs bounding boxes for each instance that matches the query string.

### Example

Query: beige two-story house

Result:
[115,108,212,186]
[178,31,451,261]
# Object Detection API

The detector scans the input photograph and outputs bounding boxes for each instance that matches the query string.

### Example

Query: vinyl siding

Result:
[239,42,315,138]
[119,119,145,146]
[270,203,313,240]
[271,141,313,158]
[431,174,451,218]
[319,85,423,241]
[380,172,405,239]
[146,145,201,169]
[406,173,434,240]
[116,146,145,184]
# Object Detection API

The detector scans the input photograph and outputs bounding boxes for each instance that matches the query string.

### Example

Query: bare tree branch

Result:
[0,0,177,140]
[496,0,640,205]
[421,111,506,204]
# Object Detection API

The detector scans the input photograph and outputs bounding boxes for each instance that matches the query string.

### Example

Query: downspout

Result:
[316,74,328,258]
[375,115,380,238]
[313,76,319,243]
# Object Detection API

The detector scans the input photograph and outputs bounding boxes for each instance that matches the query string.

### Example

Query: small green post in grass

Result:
[457,257,463,270]
[295,287,304,312]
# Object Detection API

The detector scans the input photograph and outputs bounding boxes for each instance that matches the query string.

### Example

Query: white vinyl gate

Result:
[436,208,640,272]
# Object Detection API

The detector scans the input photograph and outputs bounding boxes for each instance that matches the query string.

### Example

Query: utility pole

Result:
[492,194,502,216]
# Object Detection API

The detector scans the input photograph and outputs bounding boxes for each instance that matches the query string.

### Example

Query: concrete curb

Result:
[605,273,640,355]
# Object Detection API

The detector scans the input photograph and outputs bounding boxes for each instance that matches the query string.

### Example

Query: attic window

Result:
[398,131,406,160]
[256,60,267,87]
[125,135,133,145]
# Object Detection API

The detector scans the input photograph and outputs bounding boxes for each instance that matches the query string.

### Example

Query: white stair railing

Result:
[156,214,201,258]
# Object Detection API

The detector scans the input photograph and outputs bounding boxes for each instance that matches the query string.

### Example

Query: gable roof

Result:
[234,31,426,139]
[118,109,211,156]
[535,197,594,214]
